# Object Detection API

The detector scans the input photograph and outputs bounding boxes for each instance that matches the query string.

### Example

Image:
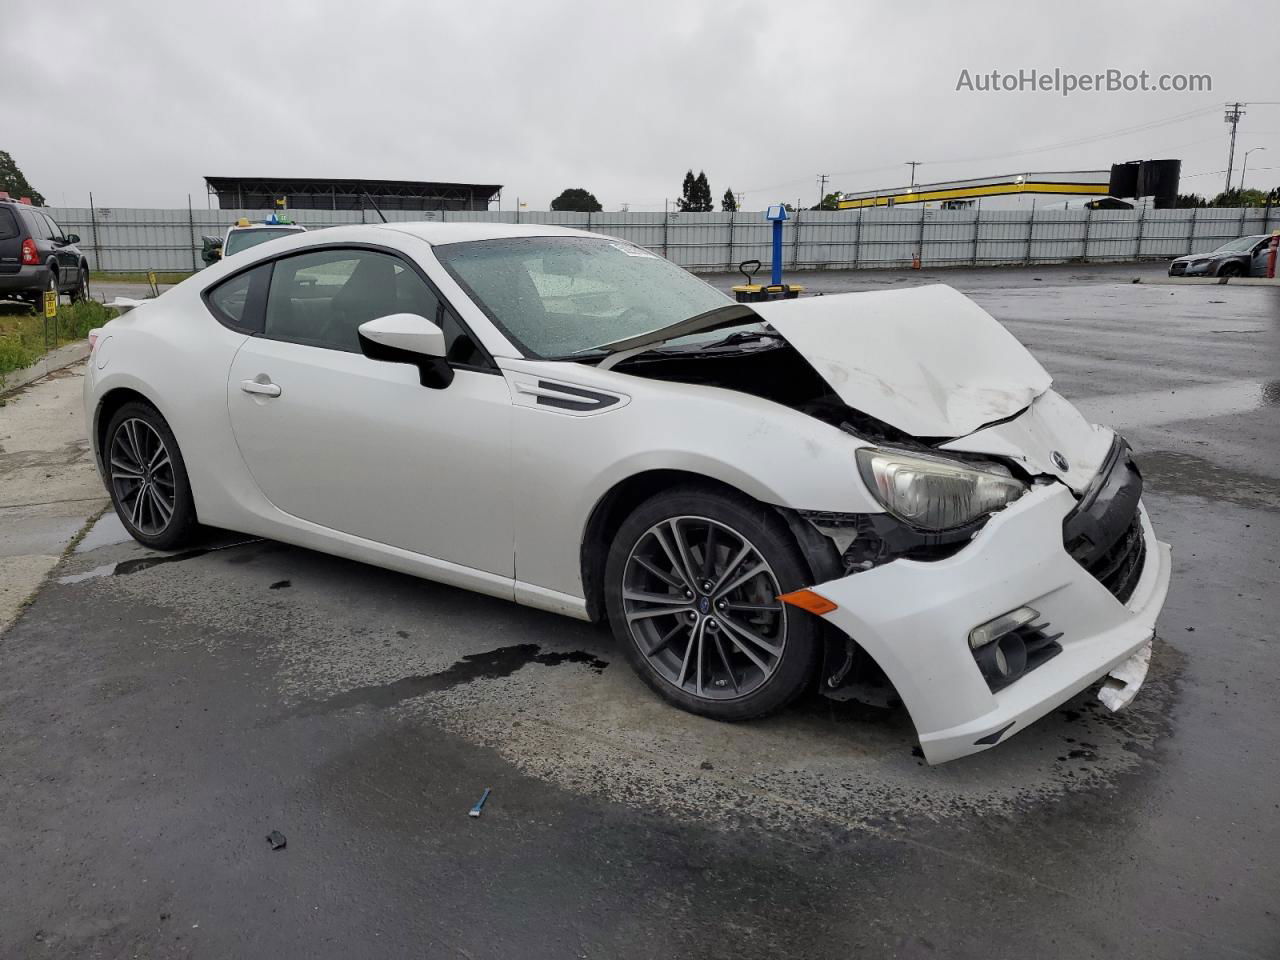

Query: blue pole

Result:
[771,219,783,285]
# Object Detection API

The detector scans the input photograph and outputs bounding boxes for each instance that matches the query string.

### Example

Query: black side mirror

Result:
[64,233,80,244]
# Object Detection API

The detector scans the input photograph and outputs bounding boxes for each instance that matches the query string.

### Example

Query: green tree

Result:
[1210,187,1268,208]
[0,150,45,206]
[677,170,697,212]
[693,171,713,212]
[721,188,737,212]
[550,187,602,212]
[1174,193,1208,208]
[810,192,843,211]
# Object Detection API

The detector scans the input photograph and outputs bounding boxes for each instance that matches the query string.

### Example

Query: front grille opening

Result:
[1086,518,1146,604]
[973,621,1064,693]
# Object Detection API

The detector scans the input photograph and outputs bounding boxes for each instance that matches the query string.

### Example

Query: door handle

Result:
[240,378,282,398]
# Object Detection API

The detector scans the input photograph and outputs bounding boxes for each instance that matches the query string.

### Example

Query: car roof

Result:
[375,221,603,245]
[227,222,305,230]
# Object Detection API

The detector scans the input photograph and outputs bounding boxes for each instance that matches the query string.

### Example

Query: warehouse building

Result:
[204,176,503,212]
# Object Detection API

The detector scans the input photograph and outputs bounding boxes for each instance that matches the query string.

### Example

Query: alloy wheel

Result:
[622,516,787,700]
[109,418,176,536]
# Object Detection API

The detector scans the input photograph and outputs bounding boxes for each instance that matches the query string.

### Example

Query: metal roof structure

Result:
[204,176,503,212]
[836,170,1111,209]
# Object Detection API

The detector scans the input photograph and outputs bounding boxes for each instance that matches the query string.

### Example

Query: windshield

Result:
[432,236,734,358]
[224,227,303,257]
[1213,236,1262,254]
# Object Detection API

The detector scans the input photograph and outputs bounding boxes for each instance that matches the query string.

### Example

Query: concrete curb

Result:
[0,341,91,397]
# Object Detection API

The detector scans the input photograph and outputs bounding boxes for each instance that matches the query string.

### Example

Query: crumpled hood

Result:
[753,284,1052,438]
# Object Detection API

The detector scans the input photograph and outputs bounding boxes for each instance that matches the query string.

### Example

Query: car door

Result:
[225,245,514,577]
[40,212,76,283]
[1251,238,1273,277]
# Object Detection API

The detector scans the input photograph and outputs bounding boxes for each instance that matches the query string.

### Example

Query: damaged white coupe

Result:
[83,224,1171,763]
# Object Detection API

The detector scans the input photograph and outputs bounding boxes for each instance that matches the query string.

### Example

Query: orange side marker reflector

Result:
[777,589,838,616]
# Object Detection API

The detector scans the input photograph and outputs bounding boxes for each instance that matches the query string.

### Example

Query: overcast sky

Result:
[6,0,1276,210]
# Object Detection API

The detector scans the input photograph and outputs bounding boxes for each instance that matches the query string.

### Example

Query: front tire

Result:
[604,485,821,720]
[1218,261,1244,278]
[104,402,199,550]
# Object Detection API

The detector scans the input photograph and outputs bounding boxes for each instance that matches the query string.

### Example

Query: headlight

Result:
[855,447,1028,531]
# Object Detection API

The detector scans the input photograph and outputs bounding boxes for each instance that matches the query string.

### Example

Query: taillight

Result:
[20,237,38,265]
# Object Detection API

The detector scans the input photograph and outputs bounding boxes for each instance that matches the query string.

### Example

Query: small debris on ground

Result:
[266,830,287,850]
[469,787,492,818]
[699,760,714,771]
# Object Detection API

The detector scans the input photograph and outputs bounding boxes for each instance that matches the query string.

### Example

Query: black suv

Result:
[0,199,90,305]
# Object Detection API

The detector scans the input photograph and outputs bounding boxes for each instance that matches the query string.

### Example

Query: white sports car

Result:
[84,223,1171,763]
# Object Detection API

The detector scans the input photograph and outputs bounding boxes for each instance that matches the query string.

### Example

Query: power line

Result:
[816,173,829,209]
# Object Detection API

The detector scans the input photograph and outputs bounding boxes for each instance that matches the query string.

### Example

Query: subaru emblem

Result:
[1051,451,1069,471]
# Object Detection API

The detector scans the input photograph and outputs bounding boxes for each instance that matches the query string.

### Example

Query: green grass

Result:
[0,300,119,381]
[90,271,192,284]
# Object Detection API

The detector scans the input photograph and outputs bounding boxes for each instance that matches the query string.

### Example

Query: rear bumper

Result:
[0,264,53,295]
[812,484,1171,764]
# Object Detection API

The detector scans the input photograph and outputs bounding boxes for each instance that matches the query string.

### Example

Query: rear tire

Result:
[604,485,821,721]
[70,266,89,303]
[104,402,199,551]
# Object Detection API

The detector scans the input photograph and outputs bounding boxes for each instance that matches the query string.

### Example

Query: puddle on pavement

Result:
[56,539,263,584]
[1075,379,1280,429]
[1137,450,1280,511]
[74,512,131,553]
[295,644,609,718]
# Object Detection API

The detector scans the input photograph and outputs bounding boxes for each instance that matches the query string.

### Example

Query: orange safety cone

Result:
[1267,233,1278,279]
[911,251,922,270]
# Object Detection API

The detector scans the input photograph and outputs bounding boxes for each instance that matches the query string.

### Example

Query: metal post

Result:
[1238,203,1248,240]
[792,208,801,271]
[1134,202,1145,261]
[187,194,197,272]
[1026,203,1035,265]
[852,208,862,270]
[662,200,669,258]
[586,210,592,233]
[917,206,927,267]
[972,202,981,266]
[1082,205,1092,262]
[771,218,784,284]
[89,192,100,273]
[726,211,735,271]
[1187,206,1198,255]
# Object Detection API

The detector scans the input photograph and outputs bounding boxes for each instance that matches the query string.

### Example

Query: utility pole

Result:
[735,192,745,210]
[816,173,829,210]
[905,161,923,190]
[1224,103,1245,195]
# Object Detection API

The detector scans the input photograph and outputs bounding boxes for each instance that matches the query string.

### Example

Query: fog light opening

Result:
[974,632,1028,685]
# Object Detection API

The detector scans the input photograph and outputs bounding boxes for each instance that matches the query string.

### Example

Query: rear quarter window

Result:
[0,208,18,241]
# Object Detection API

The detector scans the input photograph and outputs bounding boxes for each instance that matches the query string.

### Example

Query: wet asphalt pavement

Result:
[2,263,1278,959]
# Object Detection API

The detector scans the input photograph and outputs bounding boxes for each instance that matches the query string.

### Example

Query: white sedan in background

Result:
[84,223,1170,763]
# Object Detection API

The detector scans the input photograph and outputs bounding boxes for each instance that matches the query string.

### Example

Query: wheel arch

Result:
[94,386,166,473]
[578,468,842,623]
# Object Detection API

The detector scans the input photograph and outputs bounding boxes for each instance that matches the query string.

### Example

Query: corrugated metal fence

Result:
[46,204,1280,275]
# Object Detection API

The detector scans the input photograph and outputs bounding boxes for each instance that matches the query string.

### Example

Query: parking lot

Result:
[2,263,1277,958]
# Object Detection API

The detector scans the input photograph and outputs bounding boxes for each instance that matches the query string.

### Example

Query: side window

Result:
[263,247,488,366]
[205,263,270,333]
[22,210,49,240]
[42,213,64,240]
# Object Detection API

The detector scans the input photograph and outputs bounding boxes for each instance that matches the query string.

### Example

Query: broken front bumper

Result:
[811,484,1171,764]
